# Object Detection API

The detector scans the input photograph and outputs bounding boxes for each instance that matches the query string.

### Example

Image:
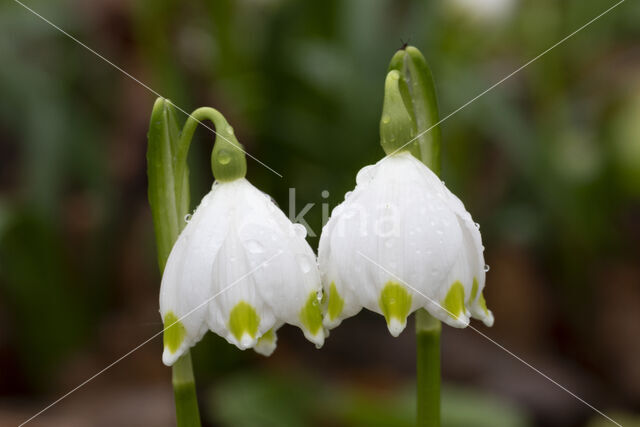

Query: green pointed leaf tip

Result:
[147,98,186,271]
[383,46,441,173]
[327,282,344,321]
[379,282,412,330]
[443,281,465,319]
[164,311,187,353]
[228,301,260,341]
[300,292,323,335]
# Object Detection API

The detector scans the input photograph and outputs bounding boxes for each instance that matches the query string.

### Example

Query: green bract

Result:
[381,46,441,174]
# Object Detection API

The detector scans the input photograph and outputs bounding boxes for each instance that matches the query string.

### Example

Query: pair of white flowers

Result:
[159,150,493,366]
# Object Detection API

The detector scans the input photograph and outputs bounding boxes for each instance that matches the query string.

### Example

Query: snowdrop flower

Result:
[318,152,493,336]
[318,60,492,337]
[160,117,323,366]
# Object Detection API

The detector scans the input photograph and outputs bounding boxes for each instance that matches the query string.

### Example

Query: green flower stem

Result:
[175,107,246,207]
[147,98,201,427]
[172,352,201,427]
[383,46,442,426]
[416,309,441,427]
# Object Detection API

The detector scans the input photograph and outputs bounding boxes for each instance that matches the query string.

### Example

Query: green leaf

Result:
[384,46,441,174]
[146,98,188,271]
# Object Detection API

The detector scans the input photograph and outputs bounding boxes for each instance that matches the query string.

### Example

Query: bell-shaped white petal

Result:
[160,179,323,366]
[318,152,493,337]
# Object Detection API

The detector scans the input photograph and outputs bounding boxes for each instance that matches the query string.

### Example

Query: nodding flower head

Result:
[318,152,493,337]
[159,117,323,366]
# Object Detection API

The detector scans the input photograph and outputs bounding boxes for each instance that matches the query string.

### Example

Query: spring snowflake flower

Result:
[318,152,493,336]
[159,118,323,366]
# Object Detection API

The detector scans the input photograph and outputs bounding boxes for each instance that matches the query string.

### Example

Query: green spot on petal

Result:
[478,292,489,314]
[327,282,344,321]
[443,281,465,319]
[379,282,412,326]
[228,301,260,341]
[258,328,275,344]
[163,311,186,353]
[470,278,479,301]
[300,292,323,335]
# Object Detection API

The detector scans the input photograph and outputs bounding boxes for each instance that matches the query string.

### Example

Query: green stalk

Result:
[172,352,201,427]
[383,46,442,426]
[147,98,201,427]
[416,309,441,427]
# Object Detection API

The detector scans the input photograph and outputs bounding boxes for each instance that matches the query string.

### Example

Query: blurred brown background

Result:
[1,0,639,426]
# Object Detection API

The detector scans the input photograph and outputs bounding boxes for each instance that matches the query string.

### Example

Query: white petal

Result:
[160,178,324,363]
[319,152,464,335]
[319,151,493,333]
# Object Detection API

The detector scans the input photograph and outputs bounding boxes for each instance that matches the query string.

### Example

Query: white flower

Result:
[318,152,493,337]
[160,178,324,366]
[446,0,517,24]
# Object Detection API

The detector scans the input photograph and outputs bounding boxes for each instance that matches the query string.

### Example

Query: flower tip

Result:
[253,340,277,357]
[322,314,342,330]
[480,310,495,327]
[162,347,181,367]
[304,329,325,348]
[238,333,257,350]
[387,317,406,337]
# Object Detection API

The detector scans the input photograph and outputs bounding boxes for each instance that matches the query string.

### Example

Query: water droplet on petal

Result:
[484,264,490,272]
[184,214,192,223]
[316,291,323,302]
[218,150,232,165]
[246,240,264,254]
[474,222,480,229]
[227,126,234,135]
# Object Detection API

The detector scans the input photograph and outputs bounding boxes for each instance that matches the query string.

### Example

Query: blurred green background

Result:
[1,0,640,426]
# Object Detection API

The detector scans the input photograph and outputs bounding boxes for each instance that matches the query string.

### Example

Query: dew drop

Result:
[474,222,480,229]
[316,291,323,302]
[227,126,234,135]
[246,240,265,254]
[382,115,391,124]
[484,264,491,272]
[218,150,232,165]
[344,191,353,199]
[184,214,192,223]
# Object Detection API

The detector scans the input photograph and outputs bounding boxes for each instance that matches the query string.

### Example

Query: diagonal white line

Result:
[357,251,623,427]
[383,0,625,162]
[11,0,283,179]
[18,251,283,427]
